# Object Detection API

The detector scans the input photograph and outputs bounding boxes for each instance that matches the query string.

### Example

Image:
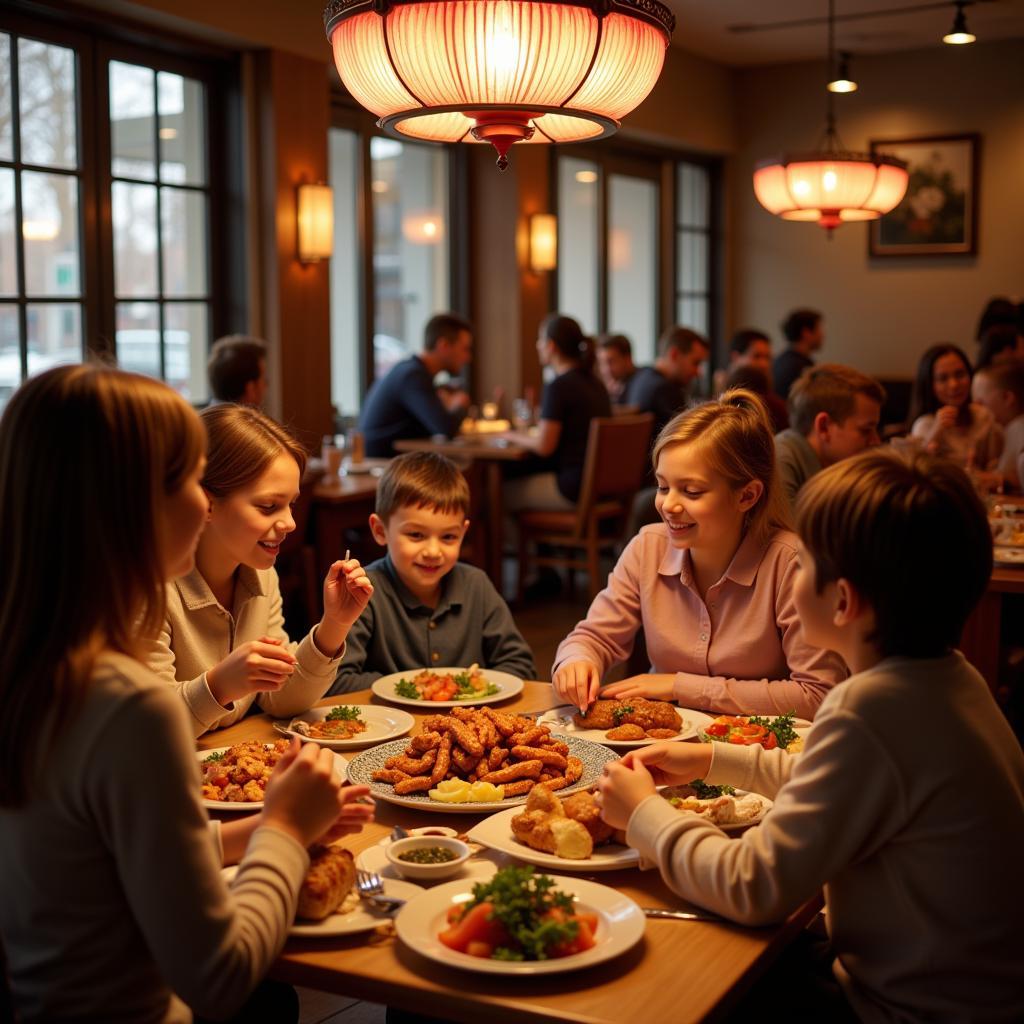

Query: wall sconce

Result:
[528,213,557,273]
[296,183,333,263]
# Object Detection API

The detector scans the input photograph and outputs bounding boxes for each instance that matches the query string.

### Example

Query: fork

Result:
[355,869,406,912]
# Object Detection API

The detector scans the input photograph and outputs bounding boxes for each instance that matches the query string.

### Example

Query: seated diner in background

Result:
[972,359,1024,492]
[206,333,269,408]
[772,307,824,401]
[143,404,374,737]
[552,389,846,720]
[597,448,1024,1024]
[713,328,788,431]
[596,332,637,404]
[359,312,473,457]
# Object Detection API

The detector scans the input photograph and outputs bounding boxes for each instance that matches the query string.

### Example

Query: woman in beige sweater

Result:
[144,405,374,736]
[0,366,373,1022]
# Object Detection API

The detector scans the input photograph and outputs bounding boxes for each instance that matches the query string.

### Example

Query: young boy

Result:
[973,360,1024,490]
[329,452,535,693]
[598,449,1024,1023]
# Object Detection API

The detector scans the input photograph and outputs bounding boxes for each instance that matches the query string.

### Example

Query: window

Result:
[676,161,711,338]
[557,156,599,334]
[608,174,658,364]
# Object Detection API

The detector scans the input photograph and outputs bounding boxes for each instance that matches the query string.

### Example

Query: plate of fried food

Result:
[346,707,617,813]
[276,704,415,750]
[539,698,697,748]
[371,666,524,708]
[659,781,772,832]
[197,740,347,811]
[223,844,422,936]
[468,787,638,871]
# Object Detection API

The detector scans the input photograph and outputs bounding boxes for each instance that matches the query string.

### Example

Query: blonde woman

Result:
[553,390,846,718]
[0,366,372,1023]
[144,404,373,737]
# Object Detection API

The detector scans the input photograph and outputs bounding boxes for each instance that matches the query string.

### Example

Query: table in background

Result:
[201,683,821,1024]
[961,563,1024,692]
[310,463,388,577]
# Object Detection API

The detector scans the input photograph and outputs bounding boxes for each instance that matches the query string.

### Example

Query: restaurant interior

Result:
[1,0,1023,1022]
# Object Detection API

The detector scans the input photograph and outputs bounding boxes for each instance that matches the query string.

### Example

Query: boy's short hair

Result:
[781,308,821,344]
[423,313,472,352]
[598,333,632,358]
[207,335,267,402]
[657,326,709,359]
[795,449,992,659]
[789,363,886,436]
[375,451,470,522]
[977,360,1024,406]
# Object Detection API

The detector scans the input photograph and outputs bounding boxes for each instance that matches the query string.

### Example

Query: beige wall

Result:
[731,38,1024,379]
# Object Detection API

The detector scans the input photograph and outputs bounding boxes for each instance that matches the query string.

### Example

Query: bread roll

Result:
[297,845,356,920]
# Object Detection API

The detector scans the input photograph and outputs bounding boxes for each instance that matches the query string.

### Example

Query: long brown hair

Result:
[652,388,792,548]
[0,365,205,806]
[200,404,307,498]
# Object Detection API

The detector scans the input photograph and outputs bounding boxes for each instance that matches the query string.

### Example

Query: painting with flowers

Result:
[869,134,979,256]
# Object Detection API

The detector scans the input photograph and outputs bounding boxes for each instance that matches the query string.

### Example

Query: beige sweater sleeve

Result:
[626,709,905,925]
[88,686,309,1019]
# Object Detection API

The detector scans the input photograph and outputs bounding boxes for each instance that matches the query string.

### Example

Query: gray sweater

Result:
[329,555,536,694]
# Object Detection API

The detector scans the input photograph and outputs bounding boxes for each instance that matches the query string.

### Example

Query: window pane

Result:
[329,127,361,416]
[161,187,207,296]
[27,302,81,371]
[158,72,205,186]
[22,171,79,298]
[165,301,208,402]
[0,304,20,410]
[677,296,708,337]
[371,137,449,380]
[0,35,12,161]
[608,174,658,366]
[0,168,15,296]
[110,61,155,181]
[19,39,77,170]
[677,230,708,294]
[677,162,709,229]
[112,181,158,297]
[557,156,599,334]
[116,301,160,378]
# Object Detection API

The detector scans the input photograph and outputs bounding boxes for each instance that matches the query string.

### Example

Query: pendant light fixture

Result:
[323,0,674,170]
[752,0,908,233]
[827,51,857,93]
[943,1,976,44]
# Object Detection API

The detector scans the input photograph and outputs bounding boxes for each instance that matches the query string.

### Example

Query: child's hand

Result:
[318,785,375,844]
[618,742,714,788]
[207,637,297,706]
[553,660,601,713]
[602,674,677,702]
[596,756,658,830]
[261,739,348,848]
[323,558,374,628]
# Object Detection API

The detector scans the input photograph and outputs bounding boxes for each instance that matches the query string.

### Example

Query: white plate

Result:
[659,786,772,833]
[358,841,502,885]
[467,806,639,872]
[394,875,645,974]
[221,865,422,936]
[538,705,698,749]
[275,704,415,750]
[346,735,617,814]
[197,745,347,812]
[371,668,524,709]
[994,546,1024,566]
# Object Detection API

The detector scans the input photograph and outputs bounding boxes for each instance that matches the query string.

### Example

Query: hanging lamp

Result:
[943,1,976,44]
[323,0,675,170]
[752,0,908,233]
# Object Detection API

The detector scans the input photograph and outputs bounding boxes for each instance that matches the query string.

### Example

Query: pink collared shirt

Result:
[553,525,846,718]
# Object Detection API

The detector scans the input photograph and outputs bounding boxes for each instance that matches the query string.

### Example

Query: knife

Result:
[641,907,724,922]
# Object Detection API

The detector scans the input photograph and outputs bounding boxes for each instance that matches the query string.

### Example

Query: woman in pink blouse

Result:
[553,389,845,718]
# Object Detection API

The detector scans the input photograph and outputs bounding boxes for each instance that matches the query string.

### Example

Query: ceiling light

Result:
[943,1,976,44]
[827,51,857,93]
[323,0,675,171]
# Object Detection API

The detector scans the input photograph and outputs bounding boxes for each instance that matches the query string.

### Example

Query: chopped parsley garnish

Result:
[325,705,362,722]
[203,750,225,763]
[394,678,420,699]
[611,704,635,725]
[748,711,799,750]
[687,778,735,799]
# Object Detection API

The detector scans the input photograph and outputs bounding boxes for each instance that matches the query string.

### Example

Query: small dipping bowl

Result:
[385,836,471,881]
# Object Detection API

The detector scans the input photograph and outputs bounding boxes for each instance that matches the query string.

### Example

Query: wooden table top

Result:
[394,436,531,462]
[201,684,819,1024]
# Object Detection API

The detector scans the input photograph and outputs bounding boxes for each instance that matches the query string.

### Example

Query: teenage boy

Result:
[598,449,1024,1023]
[773,308,824,400]
[329,452,535,694]
[972,360,1024,490]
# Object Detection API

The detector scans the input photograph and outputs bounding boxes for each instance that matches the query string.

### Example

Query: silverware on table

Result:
[641,907,724,922]
[355,869,406,912]
[390,825,411,841]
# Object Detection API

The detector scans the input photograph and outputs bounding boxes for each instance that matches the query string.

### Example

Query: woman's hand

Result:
[934,404,960,433]
[602,674,677,702]
[318,785,375,844]
[552,661,601,713]
[596,756,658,831]
[618,742,714,788]
[206,636,296,707]
[315,558,374,655]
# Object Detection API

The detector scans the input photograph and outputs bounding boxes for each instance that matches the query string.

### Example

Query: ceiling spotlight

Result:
[827,51,858,92]
[943,1,976,44]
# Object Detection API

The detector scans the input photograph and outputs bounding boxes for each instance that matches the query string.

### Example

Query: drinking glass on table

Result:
[321,434,343,480]
[512,398,533,431]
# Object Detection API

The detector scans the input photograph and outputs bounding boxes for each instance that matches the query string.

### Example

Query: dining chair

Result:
[275,467,320,634]
[515,413,654,602]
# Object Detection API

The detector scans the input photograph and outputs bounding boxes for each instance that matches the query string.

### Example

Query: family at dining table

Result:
[1,289,1023,1023]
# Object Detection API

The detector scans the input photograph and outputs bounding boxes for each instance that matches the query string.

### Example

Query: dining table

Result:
[309,460,390,578]
[199,682,822,1024]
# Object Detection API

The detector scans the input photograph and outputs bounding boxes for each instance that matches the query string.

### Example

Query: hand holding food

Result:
[323,557,374,629]
[206,637,297,706]
[318,784,375,843]
[601,675,677,703]
[261,738,347,848]
[552,660,601,713]
[597,755,658,831]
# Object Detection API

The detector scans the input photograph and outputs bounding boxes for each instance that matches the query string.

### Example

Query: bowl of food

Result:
[385,836,471,881]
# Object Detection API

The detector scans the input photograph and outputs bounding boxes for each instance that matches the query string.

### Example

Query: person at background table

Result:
[774,363,885,510]
[553,389,845,719]
[359,312,472,458]
[0,366,373,1024]
[598,449,1024,1024]
[972,360,1024,491]
[976,322,1024,370]
[596,332,637,404]
[500,313,612,518]
[713,328,788,432]
[207,333,269,407]
[909,343,1001,469]
[143,405,374,737]
[330,452,535,694]
[772,308,824,401]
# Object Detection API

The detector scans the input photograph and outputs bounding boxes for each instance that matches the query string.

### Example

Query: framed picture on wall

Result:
[868,134,979,256]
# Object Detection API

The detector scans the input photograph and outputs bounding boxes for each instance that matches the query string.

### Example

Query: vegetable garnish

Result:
[395,679,420,700]
[686,779,735,800]
[611,704,635,726]
[325,705,362,722]
[747,712,799,751]
[702,711,802,752]
[203,750,225,763]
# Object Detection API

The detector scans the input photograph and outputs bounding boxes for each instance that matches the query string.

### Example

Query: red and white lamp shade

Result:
[323,0,675,169]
